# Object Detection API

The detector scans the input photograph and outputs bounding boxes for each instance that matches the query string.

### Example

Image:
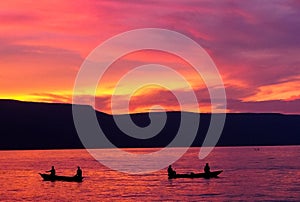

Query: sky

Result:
[1,0,300,114]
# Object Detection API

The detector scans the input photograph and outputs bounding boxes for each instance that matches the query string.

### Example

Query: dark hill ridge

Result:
[0,99,299,150]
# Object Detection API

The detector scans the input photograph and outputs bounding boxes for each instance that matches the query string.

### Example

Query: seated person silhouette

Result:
[204,163,210,174]
[75,166,82,178]
[167,165,176,177]
[46,166,56,177]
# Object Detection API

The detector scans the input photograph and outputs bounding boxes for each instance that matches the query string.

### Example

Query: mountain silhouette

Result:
[0,99,299,150]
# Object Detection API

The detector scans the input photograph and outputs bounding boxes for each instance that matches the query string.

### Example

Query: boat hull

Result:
[168,170,223,179]
[39,173,83,182]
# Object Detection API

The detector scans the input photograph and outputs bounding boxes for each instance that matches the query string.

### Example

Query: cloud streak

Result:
[0,0,299,114]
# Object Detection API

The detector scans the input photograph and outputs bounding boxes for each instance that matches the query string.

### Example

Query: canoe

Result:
[39,173,83,182]
[168,170,223,179]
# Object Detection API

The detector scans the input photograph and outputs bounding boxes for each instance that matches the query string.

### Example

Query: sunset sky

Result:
[1,0,300,114]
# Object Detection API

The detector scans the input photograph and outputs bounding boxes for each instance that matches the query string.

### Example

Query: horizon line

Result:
[1,98,299,116]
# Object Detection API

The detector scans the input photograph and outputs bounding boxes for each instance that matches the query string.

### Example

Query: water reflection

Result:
[0,146,299,201]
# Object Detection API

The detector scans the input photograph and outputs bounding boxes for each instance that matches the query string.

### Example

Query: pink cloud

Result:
[1,0,300,114]
[227,99,300,114]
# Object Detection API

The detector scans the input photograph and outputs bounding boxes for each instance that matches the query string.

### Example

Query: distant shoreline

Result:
[1,99,300,150]
[1,144,300,151]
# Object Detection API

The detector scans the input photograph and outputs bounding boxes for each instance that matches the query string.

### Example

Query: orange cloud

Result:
[244,78,300,102]
[1,1,300,114]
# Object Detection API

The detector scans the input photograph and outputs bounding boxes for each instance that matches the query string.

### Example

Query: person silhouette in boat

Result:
[75,166,82,178]
[46,166,56,177]
[167,165,176,177]
[204,163,210,174]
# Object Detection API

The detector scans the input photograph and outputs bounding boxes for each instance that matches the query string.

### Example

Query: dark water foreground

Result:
[0,146,299,201]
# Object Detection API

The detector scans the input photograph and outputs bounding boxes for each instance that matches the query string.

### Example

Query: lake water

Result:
[0,146,299,201]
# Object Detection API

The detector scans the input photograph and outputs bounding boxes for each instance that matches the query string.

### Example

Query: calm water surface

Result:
[0,146,299,201]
